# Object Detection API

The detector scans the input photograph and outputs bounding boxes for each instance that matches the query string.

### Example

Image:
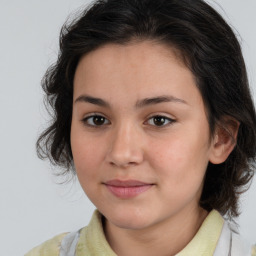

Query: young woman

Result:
[26,0,256,255]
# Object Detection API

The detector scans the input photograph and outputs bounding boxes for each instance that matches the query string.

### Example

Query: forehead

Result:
[73,41,203,108]
[76,41,186,78]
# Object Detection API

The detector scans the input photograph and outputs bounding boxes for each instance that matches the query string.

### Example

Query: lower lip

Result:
[105,184,152,199]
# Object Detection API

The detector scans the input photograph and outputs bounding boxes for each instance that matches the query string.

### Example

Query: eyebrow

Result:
[135,95,187,108]
[74,95,111,108]
[74,94,187,108]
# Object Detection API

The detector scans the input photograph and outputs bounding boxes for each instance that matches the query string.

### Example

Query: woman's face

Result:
[71,41,215,230]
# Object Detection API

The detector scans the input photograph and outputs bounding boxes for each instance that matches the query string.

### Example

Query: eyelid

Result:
[82,112,108,118]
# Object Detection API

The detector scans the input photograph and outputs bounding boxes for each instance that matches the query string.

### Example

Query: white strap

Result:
[213,222,232,256]
[59,229,81,256]
[214,222,250,256]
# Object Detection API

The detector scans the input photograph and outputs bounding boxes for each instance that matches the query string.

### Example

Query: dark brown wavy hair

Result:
[37,0,256,219]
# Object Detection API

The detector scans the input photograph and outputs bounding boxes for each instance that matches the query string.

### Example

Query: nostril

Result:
[109,161,138,167]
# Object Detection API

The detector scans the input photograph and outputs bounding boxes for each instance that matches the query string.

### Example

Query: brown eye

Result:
[93,116,106,125]
[153,116,166,126]
[83,115,110,126]
[147,115,175,127]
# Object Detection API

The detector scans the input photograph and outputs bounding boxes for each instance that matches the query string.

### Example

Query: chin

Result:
[110,217,151,230]
[103,207,155,230]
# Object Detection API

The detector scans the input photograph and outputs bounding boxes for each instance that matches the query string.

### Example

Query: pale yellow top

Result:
[252,245,256,256]
[25,210,226,256]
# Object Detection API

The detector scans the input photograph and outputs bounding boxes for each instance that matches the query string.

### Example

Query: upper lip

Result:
[104,179,152,187]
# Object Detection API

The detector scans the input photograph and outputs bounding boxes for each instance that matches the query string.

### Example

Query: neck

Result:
[104,206,208,256]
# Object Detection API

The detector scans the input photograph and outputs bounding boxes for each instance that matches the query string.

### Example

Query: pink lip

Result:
[104,179,153,199]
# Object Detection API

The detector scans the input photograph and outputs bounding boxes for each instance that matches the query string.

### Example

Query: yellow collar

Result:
[176,210,224,255]
[76,209,224,256]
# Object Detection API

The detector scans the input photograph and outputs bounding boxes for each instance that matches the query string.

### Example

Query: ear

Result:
[209,117,240,164]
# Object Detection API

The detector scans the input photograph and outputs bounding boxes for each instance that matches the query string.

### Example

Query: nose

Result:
[106,123,144,168]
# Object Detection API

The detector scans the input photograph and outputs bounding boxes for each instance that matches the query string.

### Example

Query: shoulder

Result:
[24,211,101,256]
[25,232,68,256]
[252,244,256,256]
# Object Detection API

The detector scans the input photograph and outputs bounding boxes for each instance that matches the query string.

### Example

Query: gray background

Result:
[0,1,255,255]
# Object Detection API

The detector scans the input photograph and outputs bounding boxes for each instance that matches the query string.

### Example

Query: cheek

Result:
[71,135,105,202]
[71,126,105,179]
[148,133,210,185]
[150,139,208,208]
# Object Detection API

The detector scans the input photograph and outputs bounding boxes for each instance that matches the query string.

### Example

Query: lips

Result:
[104,179,153,199]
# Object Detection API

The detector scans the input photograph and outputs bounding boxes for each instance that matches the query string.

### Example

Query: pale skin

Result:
[71,41,238,256]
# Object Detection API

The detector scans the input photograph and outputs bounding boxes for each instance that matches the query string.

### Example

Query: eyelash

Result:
[81,114,176,128]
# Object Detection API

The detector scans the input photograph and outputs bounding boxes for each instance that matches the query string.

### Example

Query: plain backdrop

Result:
[0,1,255,255]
